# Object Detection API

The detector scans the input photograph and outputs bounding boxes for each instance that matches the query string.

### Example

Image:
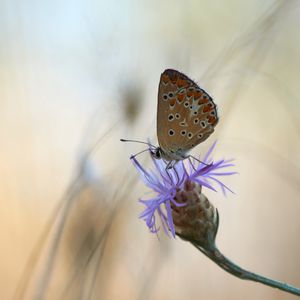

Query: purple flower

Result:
[131,141,236,238]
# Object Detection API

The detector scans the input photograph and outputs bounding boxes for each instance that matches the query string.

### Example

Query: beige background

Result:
[1,0,300,299]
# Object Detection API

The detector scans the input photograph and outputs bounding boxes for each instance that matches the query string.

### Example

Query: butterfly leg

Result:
[187,155,211,167]
[187,156,198,172]
[165,166,173,183]
[165,160,174,170]
[164,160,173,182]
[172,163,180,185]
[164,160,180,184]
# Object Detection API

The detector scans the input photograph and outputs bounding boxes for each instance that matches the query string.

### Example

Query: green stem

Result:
[193,243,300,297]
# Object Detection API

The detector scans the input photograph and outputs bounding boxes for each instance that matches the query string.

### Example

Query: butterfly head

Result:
[150,147,163,160]
[150,145,187,162]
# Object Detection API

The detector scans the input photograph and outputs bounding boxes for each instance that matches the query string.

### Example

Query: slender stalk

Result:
[192,242,300,297]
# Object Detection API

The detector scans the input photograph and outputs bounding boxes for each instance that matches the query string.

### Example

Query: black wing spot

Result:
[180,130,186,136]
[169,129,175,136]
[168,114,174,121]
[201,121,206,128]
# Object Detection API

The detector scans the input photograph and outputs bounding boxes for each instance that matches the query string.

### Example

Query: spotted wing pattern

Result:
[157,69,218,160]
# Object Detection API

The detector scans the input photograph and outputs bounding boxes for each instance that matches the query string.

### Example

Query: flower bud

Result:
[171,180,219,248]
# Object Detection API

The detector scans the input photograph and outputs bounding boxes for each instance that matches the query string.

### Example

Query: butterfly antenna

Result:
[120,138,156,149]
[130,148,151,159]
[121,138,158,159]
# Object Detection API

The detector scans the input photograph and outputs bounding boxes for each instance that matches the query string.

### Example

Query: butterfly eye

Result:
[175,113,180,119]
[201,121,206,128]
[168,129,175,136]
[152,148,162,159]
[168,114,174,121]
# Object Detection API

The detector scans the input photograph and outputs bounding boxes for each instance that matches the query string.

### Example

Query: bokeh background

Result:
[1,0,300,299]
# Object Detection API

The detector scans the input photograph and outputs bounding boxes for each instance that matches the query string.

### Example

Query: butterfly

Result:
[121,69,218,168]
[152,69,218,166]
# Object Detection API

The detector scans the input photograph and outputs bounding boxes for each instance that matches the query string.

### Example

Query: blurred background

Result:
[1,0,300,299]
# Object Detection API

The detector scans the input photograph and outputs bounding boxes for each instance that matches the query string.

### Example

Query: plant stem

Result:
[192,242,300,297]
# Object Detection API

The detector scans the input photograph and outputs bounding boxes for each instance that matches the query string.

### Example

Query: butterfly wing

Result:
[157,69,218,160]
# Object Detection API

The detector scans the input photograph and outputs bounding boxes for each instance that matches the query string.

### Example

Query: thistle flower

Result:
[131,141,236,238]
[131,142,300,296]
